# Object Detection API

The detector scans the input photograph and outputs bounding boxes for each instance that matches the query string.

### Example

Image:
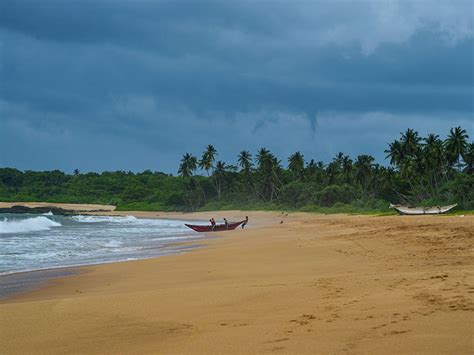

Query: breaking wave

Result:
[71,215,138,224]
[0,217,61,234]
[70,215,190,228]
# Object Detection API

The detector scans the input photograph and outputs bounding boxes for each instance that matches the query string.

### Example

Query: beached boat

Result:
[185,220,246,232]
[389,203,457,215]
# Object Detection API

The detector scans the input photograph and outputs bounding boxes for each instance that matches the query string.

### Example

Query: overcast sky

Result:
[1,0,473,174]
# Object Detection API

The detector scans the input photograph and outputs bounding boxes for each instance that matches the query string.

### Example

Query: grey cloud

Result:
[0,0,472,173]
[2,1,472,51]
[1,98,472,173]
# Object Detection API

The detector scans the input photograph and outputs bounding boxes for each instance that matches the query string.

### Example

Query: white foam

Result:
[71,215,138,224]
[71,215,192,229]
[102,240,123,248]
[0,215,202,274]
[42,211,54,216]
[0,217,61,234]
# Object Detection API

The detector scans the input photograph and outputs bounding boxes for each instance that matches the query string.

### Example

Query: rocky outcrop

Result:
[0,205,111,215]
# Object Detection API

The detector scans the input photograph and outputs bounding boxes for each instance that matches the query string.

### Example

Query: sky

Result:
[1,0,473,174]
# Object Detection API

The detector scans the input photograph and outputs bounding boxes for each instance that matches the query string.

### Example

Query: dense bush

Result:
[314,185,354,207]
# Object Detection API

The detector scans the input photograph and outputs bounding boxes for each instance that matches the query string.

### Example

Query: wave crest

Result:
[0,217,61,234]
[72,215,138,223]
[70,215,193,229]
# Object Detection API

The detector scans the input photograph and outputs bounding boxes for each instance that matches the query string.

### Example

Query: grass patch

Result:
[297,204,395,215]
[198,201,281,212]
[116,202,175,212]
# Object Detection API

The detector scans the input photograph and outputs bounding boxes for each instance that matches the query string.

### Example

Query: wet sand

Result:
[0,268,79,300]
[1,211,473,354]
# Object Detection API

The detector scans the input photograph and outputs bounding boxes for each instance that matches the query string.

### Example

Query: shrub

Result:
[314,184,353,207]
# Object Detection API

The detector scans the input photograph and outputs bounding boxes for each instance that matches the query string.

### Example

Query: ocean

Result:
[0,213,203,276]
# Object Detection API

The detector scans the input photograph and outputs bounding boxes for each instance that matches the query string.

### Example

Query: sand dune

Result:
[1,212,473,354]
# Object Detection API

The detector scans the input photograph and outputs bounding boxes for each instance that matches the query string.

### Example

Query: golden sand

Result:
[1,211,473,354]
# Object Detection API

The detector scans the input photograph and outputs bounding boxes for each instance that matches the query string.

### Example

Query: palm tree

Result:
[256,148,281,201]
[445,126,469,171]
[325,161,339,185]
[305,159,317,180]
[333,152,345,168]
[305,159,326,184]
[389,129,422,196]
[256,148,270,168]
[178,153,201,209]
[424,133,444,162]
[212,160,227,200]
[423,134,445,165]
[385,140,404,167]
[330,152,345,184]
[310,161,326,184]
[237,150,253,174]
[199,144,217,175]
[341,155,353,184]
[178,153,197,178]
[237,150,254,198]
[424,133,442,150]
[354,154,375,193]
[400,128,421,158]
[288,151,304,180]
[422,133,445,193]
[331,153,352,184]
[463,142,474,175]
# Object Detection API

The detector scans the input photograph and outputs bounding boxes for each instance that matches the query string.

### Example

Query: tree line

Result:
[0,126,472,212]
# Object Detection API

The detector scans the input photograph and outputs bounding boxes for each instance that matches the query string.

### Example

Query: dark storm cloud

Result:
[0,0,473,172]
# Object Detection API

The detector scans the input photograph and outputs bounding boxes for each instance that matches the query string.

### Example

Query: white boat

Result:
[389,203,457,215]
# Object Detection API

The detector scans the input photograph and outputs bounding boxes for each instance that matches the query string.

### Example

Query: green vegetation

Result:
[0,126,472,214]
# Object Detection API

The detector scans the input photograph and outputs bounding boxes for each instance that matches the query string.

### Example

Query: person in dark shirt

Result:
[241,216,249,229]
[223,218,228,229]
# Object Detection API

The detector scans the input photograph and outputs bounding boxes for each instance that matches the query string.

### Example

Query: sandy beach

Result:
[1,210,473,354]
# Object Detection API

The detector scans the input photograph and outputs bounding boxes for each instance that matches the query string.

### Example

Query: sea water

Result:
[0,213,202,275]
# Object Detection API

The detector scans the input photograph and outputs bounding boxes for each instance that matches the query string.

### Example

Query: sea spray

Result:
[0,216,61,234]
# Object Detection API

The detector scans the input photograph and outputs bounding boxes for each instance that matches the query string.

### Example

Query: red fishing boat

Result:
[185,220,246,232]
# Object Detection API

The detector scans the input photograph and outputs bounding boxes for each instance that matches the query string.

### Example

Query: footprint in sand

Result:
[265,338,289,345]
[384,330,411,336]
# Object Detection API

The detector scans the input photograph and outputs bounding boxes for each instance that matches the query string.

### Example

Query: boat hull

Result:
[390,204,457,216]
[185,220,245,232]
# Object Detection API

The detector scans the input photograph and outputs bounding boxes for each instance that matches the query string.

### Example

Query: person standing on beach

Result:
[242,216,249,229]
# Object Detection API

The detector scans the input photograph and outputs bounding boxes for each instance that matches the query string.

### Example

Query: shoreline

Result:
[0,211,220,299]
[0,207,256,300]
[0,267,82,300]
[0,240,210,301]
[0,241,204,300]
[1,210,472,354]
[0,210,277,303]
